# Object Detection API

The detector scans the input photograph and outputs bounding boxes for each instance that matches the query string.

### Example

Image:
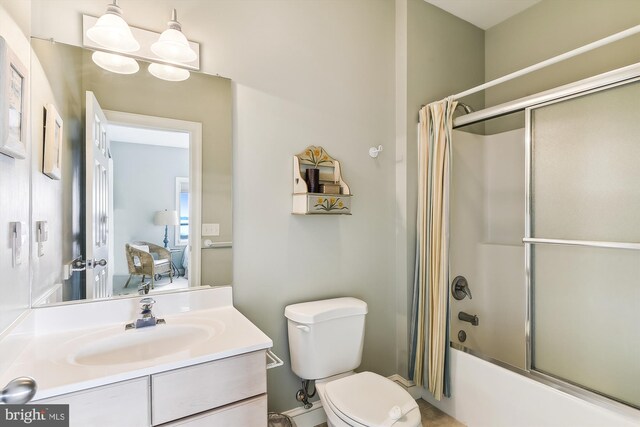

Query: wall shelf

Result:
[292,146,352,215]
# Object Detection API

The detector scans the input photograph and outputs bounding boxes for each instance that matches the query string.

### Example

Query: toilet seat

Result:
[323,372,421,427]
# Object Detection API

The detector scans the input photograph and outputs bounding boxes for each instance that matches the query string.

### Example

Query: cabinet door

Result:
[162,394,267,427]
[35,377,150,427]
[152,350,266,425]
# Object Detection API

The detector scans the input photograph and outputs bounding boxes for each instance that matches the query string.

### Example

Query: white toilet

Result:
[285,297,422,427]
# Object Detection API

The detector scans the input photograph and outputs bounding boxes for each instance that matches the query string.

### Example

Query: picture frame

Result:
[43,103,63,180]
[0,35,28,159]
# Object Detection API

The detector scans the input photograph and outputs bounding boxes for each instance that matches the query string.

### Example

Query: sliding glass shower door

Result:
[527,78,640,408]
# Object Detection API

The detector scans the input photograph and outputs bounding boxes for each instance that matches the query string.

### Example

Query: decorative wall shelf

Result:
[292,146,352,215]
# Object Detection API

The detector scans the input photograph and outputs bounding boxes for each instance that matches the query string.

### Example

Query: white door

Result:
[85,91,112,299]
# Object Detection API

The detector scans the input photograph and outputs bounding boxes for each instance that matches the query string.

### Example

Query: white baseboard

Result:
[282,401,327,427]
[388,374,422,399]
[282,374,420,427]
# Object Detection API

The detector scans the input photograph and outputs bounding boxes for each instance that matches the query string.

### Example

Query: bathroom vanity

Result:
[36,351,267,426]
[0,287,272,426]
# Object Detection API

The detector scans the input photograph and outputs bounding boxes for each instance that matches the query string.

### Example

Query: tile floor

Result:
[313,398,464,426]
[416,399,465,426]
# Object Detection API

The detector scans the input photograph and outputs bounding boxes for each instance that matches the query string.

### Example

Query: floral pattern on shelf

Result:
[313,197,349,212]
[298,146,333,168]
[292,145,352,214]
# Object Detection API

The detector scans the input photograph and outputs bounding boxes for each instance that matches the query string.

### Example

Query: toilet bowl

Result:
[317,372,421,427]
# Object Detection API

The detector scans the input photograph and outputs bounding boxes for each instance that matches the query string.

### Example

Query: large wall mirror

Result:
[30,37,232,307]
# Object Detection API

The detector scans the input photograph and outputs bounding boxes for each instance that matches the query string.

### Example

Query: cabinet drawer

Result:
[152,350,266,425]
[293,193,352,215]
[161,394,267,427]
[35,377,150,427]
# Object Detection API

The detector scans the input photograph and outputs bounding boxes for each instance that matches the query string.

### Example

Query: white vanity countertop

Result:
[0,287,273,400]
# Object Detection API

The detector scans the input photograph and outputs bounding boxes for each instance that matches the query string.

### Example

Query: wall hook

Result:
[369,145,383,158]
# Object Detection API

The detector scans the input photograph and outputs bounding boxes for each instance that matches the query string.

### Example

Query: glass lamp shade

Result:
[148,63,190,82]
[86,12,140,53]
[151,28,197,63]
[154,210,179,226]
[92,51,139,74]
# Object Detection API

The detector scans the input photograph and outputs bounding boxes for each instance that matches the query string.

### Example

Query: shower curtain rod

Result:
[452,61,640,128]
[452,24,640,100]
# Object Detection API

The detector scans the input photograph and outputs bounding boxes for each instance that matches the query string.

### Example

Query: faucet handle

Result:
[140,297,155,312]
[452,276,472,300]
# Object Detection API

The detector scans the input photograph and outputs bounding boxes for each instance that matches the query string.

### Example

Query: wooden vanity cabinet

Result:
[152,350,267,425]
[160,394,267,426]
[34,350,268,427]
[36,377,151,427]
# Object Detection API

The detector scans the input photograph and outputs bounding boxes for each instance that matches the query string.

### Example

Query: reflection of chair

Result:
[124,242,173,289]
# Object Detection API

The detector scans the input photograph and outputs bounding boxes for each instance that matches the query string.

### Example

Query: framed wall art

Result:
[43,103,63,179]
[0,35,28,159]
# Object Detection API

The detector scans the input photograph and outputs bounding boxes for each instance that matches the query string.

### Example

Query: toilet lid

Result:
[324,372,420,427]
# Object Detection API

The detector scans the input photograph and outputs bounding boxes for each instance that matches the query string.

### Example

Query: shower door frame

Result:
[449,63,640,420]
[523,74,640,416]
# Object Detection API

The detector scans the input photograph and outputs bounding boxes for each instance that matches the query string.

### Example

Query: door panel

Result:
[85,91,112,299]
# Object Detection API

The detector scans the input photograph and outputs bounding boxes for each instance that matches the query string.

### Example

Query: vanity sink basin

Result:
[67,321,221,366]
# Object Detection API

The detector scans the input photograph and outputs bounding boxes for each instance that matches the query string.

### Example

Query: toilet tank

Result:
[285,297,367,380]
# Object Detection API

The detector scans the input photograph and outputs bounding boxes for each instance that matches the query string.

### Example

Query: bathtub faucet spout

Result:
[458,311,479,326]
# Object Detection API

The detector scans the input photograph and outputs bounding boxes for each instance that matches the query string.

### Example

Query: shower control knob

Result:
[452,276,472,300]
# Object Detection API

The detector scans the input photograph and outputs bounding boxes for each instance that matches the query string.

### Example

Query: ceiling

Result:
[109,124,189,149]
[424,0,541,30]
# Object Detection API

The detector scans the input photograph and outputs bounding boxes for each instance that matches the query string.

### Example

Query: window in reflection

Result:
[176,177,189,246]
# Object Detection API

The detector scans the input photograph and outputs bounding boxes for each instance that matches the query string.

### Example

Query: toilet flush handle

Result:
[296,324,310,332]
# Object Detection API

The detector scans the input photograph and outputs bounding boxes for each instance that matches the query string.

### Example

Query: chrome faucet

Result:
[138,281,151,295]
[125,298,166,330]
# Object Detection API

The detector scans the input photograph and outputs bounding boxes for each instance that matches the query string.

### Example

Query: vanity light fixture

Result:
[148,62,190,81]
[86,0,140,53]
[92,51,139,74]
[151,9,197,63]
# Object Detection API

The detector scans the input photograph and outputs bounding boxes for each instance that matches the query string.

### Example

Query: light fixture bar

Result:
[82,14,200,70]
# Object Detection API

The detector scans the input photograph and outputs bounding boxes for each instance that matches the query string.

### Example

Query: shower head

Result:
[456,102,474,114]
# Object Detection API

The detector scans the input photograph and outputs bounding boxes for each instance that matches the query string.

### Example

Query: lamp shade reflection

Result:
[148,63,190,82]
[154,210,179,248]
[92,51,139,74]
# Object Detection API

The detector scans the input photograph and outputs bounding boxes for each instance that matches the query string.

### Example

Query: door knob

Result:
[1,377,37,404]
[92,259,107,267]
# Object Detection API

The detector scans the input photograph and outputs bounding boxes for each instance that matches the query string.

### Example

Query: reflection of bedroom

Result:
[109,123,190,296]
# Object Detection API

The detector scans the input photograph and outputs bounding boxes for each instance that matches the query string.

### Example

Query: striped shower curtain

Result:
[409,97,456,400]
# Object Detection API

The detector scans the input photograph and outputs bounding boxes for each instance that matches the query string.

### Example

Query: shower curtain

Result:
[409,97,456,400]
